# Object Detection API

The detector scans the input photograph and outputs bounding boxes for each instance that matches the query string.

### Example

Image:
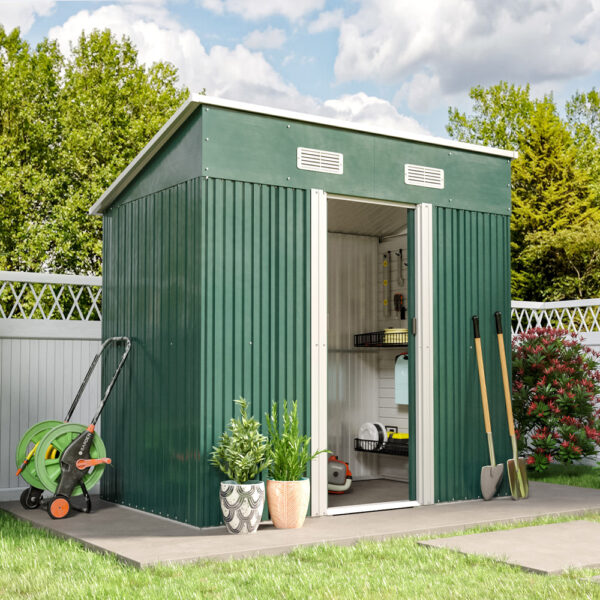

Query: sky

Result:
[1,0,600,138]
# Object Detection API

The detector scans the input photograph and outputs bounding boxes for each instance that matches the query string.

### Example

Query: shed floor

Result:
[2,482,600,568]
[328,479,409,508]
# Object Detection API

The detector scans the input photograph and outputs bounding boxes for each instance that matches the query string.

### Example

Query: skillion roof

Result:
[90,94,517,215]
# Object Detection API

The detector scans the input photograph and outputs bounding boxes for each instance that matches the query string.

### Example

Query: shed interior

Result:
[326,197,412,512]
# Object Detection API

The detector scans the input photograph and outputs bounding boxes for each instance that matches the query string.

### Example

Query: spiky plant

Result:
[265,400,328,481]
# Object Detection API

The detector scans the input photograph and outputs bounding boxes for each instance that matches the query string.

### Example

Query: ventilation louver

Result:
[404,164,444,189]
[297,147,343,174]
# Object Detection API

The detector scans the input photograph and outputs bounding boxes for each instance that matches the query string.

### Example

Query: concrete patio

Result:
[2,481,600,568]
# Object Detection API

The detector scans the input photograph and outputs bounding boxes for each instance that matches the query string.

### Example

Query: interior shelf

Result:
[354,438,409,456]
[354,330,408,347]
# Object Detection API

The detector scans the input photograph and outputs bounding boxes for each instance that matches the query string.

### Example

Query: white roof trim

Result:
[90,94,517,215]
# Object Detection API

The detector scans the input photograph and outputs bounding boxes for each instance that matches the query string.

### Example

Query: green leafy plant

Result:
[209,397,271,484]
[265,400,328,481]
[512,327,600,472]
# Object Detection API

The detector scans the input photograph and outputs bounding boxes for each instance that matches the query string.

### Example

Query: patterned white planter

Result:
[219,480,265,534]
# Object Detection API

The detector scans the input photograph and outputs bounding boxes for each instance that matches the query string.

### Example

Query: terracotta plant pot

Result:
[266,478,310,529]
[219,480,265,534]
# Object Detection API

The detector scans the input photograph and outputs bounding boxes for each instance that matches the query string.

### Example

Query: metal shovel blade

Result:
[480,463,504,500]
[507,458,529,500]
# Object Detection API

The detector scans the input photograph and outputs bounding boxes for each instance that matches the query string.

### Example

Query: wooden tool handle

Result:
[472,316,492,434]
[495,311,515,437]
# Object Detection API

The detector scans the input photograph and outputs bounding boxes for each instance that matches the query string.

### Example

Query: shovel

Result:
[472,316,504,500]
[495,312,529,500]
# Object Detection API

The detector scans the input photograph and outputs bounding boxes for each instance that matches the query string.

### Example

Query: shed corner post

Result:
[415,202,435,505]
[310,188,328,516]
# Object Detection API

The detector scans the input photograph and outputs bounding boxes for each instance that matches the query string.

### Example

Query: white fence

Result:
[0,271,102,501]
[1,270,599,501]
[511,299,600,353]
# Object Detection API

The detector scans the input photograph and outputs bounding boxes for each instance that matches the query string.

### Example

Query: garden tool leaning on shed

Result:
[472,316,504,500]
[495,312,529,500]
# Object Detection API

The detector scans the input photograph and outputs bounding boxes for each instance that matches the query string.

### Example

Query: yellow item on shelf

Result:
[383,328,408,344]
[387,432,409,440]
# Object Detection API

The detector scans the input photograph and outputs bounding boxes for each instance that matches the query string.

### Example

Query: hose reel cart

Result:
[15,337,131,519]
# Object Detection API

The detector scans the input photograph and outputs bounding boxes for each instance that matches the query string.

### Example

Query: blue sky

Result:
[2,0,600,138]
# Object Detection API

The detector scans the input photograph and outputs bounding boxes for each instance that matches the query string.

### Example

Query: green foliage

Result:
[447,82,600,301]
[0,26,189,275]
[209,397,271,484]
[446,81,534,150]
[519,219,600,300]
[512,327,600,472]
[528,464,600,489]
[265,400,327,481]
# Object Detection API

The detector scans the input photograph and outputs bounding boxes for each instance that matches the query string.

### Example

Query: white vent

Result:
[297,147,343,174]
[404,164,444,189]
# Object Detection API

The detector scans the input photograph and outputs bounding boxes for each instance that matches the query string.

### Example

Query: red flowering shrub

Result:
[512,327,600,472]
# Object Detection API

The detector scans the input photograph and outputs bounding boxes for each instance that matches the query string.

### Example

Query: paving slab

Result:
[420,520,600,574]
[2,482,600,568]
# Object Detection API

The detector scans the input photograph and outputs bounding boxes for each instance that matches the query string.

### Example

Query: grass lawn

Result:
[528,464,600,489]
[2,511,600,599]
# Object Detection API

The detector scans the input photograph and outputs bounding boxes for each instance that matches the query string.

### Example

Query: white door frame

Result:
[310,191,435,516]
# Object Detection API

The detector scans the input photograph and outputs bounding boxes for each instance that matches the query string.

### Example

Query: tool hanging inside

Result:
[394,294,406,321]
[396,248,405,287]
[383,251,392,317]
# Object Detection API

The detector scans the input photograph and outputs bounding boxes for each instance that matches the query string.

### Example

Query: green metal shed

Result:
[90,96,515,528]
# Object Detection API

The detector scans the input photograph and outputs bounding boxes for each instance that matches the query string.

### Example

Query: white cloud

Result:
[0,0,55,34]
[198,0,325,21]
[334,0,600,110]
[307,8,344,34]
[320,92,429,136]
[244,26,286,50]
[47,4,427,136]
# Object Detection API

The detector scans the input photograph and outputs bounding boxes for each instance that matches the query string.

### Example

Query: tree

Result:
[519,220,600,301]
[446,81,534,150]
[0,27,189,275]
[447,83,599,300]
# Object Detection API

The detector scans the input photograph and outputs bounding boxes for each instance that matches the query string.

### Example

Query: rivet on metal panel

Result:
[205,138,209,141]
[449,199,453,203]
[448,152,452,156]
[287,177,291,180]
[205,167,209,171]
[249,341,253,345]
[287,125,291,128]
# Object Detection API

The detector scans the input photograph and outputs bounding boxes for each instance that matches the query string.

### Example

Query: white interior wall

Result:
[327,233,381,479]
[327,221,410,483]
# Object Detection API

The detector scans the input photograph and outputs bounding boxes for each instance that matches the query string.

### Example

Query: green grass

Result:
[3,511,600,600]
[528,464,600,489]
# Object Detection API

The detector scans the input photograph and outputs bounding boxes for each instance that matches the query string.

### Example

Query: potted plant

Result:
[265,400,328,528]
[209,397,271,534]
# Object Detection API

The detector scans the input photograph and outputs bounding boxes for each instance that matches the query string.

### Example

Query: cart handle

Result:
[64,337,131,425]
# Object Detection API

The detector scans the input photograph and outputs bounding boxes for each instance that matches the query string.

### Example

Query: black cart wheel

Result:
[47,495,71,520]
[20,487,42,510]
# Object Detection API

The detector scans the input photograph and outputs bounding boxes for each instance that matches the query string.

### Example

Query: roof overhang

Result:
[89,94,518,215]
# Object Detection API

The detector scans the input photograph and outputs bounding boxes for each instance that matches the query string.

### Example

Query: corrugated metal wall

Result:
[101,177,310,528]
[433,207,511,502]
[0,335,101,499]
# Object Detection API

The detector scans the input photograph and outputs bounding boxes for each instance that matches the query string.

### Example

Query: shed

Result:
[90,95,516,527]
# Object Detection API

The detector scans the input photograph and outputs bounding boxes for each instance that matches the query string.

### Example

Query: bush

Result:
[265,400,327,481]
[512,327,600,471]
[209,397,271,484]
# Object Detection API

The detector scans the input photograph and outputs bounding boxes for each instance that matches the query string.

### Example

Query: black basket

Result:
[354,331,408,347]
[354,438,409,456]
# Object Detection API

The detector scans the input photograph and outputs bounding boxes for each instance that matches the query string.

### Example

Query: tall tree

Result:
[0,27,189,275]
[447,82,599,300]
